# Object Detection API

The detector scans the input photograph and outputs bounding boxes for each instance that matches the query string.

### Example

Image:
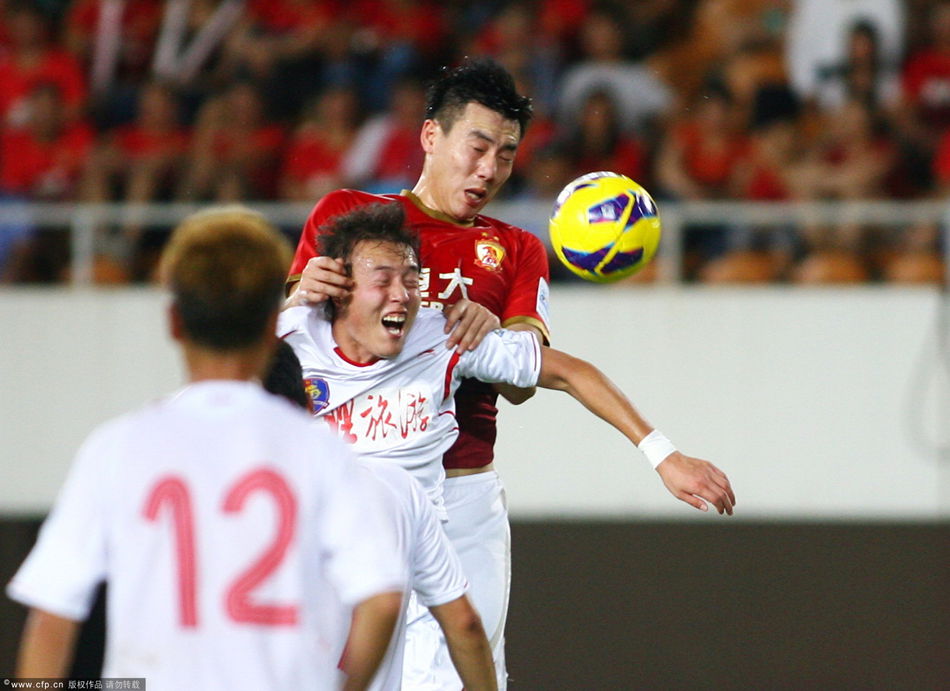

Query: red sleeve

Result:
[500,230,551,343]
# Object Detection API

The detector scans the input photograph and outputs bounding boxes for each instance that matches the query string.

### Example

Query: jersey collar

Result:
[401,189,477,228]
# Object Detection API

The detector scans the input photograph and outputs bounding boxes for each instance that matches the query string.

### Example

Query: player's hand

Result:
[655,452,735,515]
[285,256,353,309]
[443,299,500,352]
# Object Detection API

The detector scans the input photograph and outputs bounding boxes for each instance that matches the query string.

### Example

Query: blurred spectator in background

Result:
[900,1,950,141]
[82,81,190,207]
[64,0,162,125]
[813,19,901,115]
[701,84,804,283]
[468,1,561,117]
[0,83,93,283]
[785,0,904,109]
[219,0,335,120]
[178,81,285,201]
[0,83,93,200]
[894,1,950,194]
[80,81,190,280]
[655,0,789,106]
[348,0,448,111]
[340,77,423,194]
[280,85,359,201]
[562,89,647,183]
[655,80,749,277]
[656,81,747,201]
[514,142,574,203]
[558,2,671,136]
[790,97,897,282]
[0,2,87,128]
[794,97,896,202]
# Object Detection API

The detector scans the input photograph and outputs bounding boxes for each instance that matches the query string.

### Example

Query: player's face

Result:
[333,240,421,363]
[422,102,520,223]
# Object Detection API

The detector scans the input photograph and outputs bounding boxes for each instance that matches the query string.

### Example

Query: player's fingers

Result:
[707,480,734,516]
[680,491,709,512]
[707,468,736,510]
[443,301,467,334]
[454,313,496,352]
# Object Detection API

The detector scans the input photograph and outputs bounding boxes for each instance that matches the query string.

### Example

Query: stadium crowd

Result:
[0,0,946,283]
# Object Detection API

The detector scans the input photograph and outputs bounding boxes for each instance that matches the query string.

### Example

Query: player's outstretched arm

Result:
[16,608,81,678]
[284,256,353,309]
[341,591,403,691]
[537,347,736,515]
[429,595,498,691]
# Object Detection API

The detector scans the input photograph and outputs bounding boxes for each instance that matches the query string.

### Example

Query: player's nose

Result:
[389,280,410,303]
[475,153,497,182]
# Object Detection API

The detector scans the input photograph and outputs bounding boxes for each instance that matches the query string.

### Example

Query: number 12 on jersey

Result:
[143,468,299,628]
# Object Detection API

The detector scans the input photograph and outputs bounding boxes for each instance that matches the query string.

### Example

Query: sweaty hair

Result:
[318,202,420,321]
[263,339,309,410]
[425,57,533,138]
[160,206,292,349]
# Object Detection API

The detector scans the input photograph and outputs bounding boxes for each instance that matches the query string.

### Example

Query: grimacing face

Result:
[332,240,421,363]
[421,102,521,223]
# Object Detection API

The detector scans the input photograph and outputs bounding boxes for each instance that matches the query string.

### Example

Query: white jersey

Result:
[354,462,468,691]
[278,307,541,518]
[7,381,404,691]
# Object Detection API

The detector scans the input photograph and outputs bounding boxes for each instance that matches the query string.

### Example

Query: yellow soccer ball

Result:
[549,172,661,283]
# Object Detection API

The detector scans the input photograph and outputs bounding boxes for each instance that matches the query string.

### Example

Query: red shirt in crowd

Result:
[0,123,94,198]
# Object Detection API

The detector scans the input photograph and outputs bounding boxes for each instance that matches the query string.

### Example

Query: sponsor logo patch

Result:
[475,239,506,271]
[304,377,331,415]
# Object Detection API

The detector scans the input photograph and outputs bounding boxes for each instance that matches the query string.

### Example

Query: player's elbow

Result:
[433,595,487,640]
[537,347,584,391]
[494,382,536,405]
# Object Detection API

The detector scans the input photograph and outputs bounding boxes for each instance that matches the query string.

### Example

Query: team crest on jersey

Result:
[474,239,505,271]
[303,377,331,414]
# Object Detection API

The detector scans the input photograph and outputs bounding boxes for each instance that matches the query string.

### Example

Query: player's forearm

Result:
[341,591,402,691]
[17,608,81,678]
[539,348,653,446]
[430,598,497,691]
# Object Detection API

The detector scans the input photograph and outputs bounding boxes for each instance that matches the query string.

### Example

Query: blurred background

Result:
[0,0,948,688]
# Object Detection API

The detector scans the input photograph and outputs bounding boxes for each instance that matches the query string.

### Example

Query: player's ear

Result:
[420,118,439,154]
[168,300,185,342]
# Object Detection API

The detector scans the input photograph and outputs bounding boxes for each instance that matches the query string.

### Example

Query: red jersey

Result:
[289,189,551,470]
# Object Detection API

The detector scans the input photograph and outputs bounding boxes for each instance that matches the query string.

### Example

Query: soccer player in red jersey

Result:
[285,58,735,689]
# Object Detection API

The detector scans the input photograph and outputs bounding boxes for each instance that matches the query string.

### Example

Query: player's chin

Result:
[375,329,407,358]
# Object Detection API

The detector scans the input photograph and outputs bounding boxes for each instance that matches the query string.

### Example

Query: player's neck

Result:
[404,187,474,227]
[181,343,270,384]
[330,322,381,366]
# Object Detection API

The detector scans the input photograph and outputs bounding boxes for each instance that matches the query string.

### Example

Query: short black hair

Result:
[318,202,420,320]
[425,58,533,138]
[263,339,309,410]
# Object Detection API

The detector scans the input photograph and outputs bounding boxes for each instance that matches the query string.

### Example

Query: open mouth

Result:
[381,313,406,336]
[464,188,486,205]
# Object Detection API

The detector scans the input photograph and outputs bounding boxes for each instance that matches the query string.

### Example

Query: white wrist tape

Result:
[638,429,677,469]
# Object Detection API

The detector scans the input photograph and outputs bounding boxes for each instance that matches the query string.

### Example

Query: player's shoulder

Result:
[476,211,546,249]
[278,304,324,338]
[476,211,531,237]
[402,308,450,353]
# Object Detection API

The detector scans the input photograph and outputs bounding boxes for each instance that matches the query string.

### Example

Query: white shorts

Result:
[403,471,511,690]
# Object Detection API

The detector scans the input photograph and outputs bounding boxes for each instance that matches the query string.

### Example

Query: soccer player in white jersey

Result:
[265,341,498,691]
[7,208,405,690]
[279,203,736,690]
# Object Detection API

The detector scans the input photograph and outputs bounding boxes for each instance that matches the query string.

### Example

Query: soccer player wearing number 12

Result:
[7,208,405,690]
